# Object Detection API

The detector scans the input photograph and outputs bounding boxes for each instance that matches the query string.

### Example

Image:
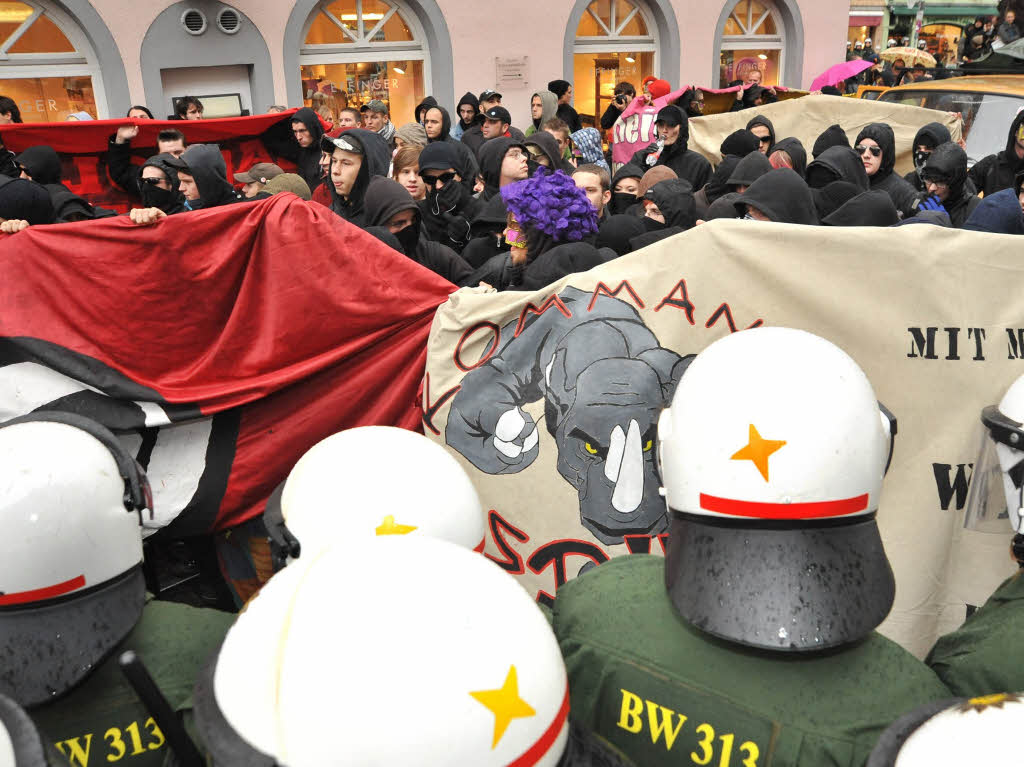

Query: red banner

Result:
[0,111,301,214]
[0,195,454,534]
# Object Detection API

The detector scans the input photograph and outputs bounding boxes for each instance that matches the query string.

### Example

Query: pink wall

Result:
[86,0,847,123]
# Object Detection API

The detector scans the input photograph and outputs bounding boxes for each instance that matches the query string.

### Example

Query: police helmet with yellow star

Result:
[193,536,575,766]
[867,692,1024,766]
[657,327,897,651]
[263,425,486,566]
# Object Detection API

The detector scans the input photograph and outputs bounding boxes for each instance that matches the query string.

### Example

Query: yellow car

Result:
[865,75,1024,166]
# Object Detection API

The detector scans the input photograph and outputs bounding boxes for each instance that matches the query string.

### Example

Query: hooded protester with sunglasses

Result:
[423,105,480,193]
[136,153,186,215]
[362,176,473,285]
[629,105,711,192]
[477,137,529,201]
[416,141,484,253]
[916,141,981,228]
[854,123,918,219]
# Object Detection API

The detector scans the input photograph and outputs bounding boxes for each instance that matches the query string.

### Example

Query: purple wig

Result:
[501,168,599,243]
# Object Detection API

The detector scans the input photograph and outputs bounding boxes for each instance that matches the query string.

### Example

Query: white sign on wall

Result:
[496,56,530,91]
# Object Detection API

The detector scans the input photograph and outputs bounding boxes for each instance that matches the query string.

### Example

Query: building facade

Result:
[1,0,847,128]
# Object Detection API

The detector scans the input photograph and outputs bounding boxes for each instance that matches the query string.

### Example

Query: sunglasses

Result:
[139,177,166,187]
[420,170,457,186]
[758,135,772,144]
[855,144,882,158]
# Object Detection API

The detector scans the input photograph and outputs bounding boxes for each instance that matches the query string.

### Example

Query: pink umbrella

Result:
[810,59,874,91]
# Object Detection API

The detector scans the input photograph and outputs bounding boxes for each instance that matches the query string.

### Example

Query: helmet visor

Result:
[964,407,1024,535]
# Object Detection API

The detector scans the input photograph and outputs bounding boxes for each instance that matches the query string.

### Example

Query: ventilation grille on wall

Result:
[217,8,240,34]
[181,8,207,35]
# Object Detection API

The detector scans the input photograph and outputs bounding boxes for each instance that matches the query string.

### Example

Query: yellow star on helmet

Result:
[731,424,786,482]
[469,665,536,749]
[375,515,418,536]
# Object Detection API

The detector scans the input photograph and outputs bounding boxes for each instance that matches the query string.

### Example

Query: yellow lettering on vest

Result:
[55,734,93,767]
[645,701,687,751]
[616,689,644,733]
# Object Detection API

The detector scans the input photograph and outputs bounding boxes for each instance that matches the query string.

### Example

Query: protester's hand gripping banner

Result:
[686,94,962,175]
[423,220,1024,657]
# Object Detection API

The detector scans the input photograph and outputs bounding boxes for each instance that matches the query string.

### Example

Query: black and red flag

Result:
[0,194,454,537]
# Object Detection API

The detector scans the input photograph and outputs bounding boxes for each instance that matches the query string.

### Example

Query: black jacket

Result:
[811,124,850,159]
[461,193,510,268]
[968,109,1024,197]
[806,146,869,190]
[137,153,186,215]
[106,137,141,196]
[363,176,473,285]
[695,156,741,218]
[855,123,918,218]
[727,151,772,189]
[629,115,711,192]
[735,168,818,225]
[556,102,583,133]
[596,214,648,256]
[520,241,609,291]
[924,142,982,228]
[323,129,391,227]
[261,108,326,193]
[427,105,480,192]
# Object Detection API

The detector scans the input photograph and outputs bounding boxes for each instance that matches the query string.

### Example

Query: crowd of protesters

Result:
[2,72,1024,283]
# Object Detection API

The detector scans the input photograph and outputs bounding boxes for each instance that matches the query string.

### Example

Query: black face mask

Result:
[429,177,468,213]
[140,182,178,212]
[393,218,422,256]
[609,191,638,215]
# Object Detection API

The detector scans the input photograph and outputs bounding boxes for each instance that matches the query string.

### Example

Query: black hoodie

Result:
[321,129,391,227]
[0,176,54,225]
[811,124,849,159]
[727,151,773,189]
[770,137,807,178]
[519,241,611,291]
[811,180,861,220]
[695,155,741,218]
[258,107,327,193]
[719,129,760,158]
[629,108,711,191]
[362,176,473,285]
[609,163,644,215]
[596,214,648,256]
[903,122,952,192]
[821,190,900,227]
[138,153,186,215]
[968,109,1024,197]
[805,146,869,190]
[735,168,818,225]
[461,193,510,268]
[524,131,566,173]
[632,178,697,248]
[415,96,438,124]
[921,141,981,228]
[855,123,918,217]
[167,144,238,211]
[15,145,98,222]
[478,137,526,201]
[455,92,482,136]
[426,105,480,192]
[745,115,776,152]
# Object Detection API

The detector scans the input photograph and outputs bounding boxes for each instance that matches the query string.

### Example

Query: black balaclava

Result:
[911,122,952,173]
[609,162,643,215]
[138,153,184,214]
[855,123,898,184]
[14,145,62,185]
[921,142,970,206]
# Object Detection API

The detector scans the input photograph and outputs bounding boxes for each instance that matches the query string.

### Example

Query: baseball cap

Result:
[263,173,312,201]
[478,89,502,102]
[484,106,512,125]
[366,99,388,114]
[321,133,364,155]
[417,142,461,173]
[233,162,284,185]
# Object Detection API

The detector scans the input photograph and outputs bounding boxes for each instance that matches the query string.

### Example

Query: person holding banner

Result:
[551,327,950,767]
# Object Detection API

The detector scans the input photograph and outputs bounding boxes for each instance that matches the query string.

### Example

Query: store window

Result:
[0,0,104,121]
[299,0,426,125]
[919,23,964,67]
[719,0,785,87]
[572,0,656,128]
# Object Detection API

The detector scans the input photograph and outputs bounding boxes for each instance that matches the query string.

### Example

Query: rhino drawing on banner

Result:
[446,286,692,544]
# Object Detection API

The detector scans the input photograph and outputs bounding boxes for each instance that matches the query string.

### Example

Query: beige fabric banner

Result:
[423,220,1023,658]
[687,94,962,176]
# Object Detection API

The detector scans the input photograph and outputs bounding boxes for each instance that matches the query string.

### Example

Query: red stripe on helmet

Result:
[0,574,86,606]
[699,493,870,519]
[506,684,570,767]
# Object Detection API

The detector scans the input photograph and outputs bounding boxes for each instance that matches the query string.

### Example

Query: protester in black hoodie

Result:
[260,107,326,193]
[854,123,918,218]
[415,96,438,125]
[968,109,1024,197]
[821,190,900,227]
[320,129,391,228]
[0,176,54,228]
[635,177,697,248]
[477,137,528,201]
[461,194,511,268]
[453,92,482,141]
[769,137,807,177]
[136,153,186,215]
[719,129,760,158]
[904,122,952,193]
[918,141,981,228]
[608,163,644,215]
[695,155,741,219]
[423,105,480,192]
[726,151,772,193]
[630,106,711,191]
[811,124,850,159]
[417,141,484,252]
[15,145,101,222]
[811,180,862,220]
[805,145,869,190]
[596,214,648,256]
[745,114,775,154]
[163,144,238,211]
[362,176,473,284]
[734,168,818,225]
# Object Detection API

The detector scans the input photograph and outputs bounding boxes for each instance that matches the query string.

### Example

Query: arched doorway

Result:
[297,0,430,125]
[714,0,804,87]
[0,0,108,121]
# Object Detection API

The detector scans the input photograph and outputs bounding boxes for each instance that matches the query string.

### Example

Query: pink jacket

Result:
[610,87,689,166]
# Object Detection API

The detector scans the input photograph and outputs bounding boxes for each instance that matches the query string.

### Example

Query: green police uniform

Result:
[553,555,952,767]
[31,599,234,767]
[927,570,1024,696]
